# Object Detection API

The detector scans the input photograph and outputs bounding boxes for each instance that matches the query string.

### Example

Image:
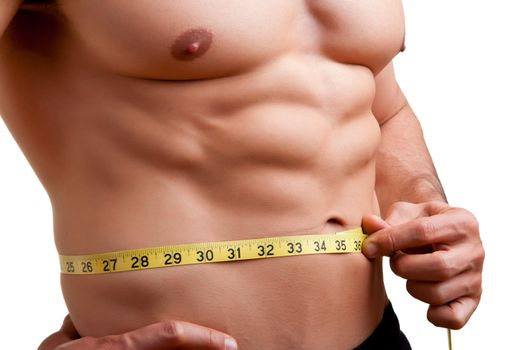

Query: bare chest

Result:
[56,0,405,79]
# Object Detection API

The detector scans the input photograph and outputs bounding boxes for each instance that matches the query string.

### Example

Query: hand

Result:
[362,201,484,329]
[38,315,238,350]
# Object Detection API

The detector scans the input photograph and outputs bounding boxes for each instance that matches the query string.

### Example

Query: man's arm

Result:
[365,62,484,330]
[372,62,446,213]
[0,0,22,38]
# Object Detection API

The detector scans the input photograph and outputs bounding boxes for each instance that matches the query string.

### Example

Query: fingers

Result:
[126,320,237,350]
[389,243,482,281]
[55,321,238,350]
[363,210,470,258]
[362,202,483,330]
[390,235,484,329]
[427,296,480,329]
[383,201,428,225]
[405,271,483,306]
[362,202,449,256]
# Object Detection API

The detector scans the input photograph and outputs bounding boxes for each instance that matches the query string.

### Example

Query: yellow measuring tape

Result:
[60,227,453,349]
[60,227,366,275]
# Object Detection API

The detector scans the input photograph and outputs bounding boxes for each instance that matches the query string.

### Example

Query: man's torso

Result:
[0,1,404,348]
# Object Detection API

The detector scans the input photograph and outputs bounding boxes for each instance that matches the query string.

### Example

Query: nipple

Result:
[171,28,213,61]
[185,42,201,54]
[400,33,406,52]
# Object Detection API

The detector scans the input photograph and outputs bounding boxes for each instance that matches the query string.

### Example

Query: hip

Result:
[62,250,387,349]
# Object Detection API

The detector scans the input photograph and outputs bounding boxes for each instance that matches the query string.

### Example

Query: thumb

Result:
[37,315,80,350]
[362,214,389,235]
[60,315,80,339]
[362,214,390,258]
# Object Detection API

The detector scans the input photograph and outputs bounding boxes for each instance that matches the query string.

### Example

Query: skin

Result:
[0,0,483,349]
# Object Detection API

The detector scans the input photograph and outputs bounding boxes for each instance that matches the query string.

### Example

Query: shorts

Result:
[353,303,412,350]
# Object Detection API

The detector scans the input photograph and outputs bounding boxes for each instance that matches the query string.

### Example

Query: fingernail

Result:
[371,214,383,221]
[225,337,238,350]
[364,242,378,257]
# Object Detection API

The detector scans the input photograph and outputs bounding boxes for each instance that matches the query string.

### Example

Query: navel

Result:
[171,28,213,61]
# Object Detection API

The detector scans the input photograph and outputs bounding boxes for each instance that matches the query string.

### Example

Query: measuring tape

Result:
[59,227,454,349]
[60,228,366,275]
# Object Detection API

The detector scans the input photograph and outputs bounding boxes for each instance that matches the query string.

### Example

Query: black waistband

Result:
[352,303,411,350]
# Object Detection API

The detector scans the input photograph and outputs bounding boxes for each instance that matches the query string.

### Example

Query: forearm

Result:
[368,107,484,330]
[375,104,446,216]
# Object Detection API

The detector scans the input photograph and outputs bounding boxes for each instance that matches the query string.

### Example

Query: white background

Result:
[1,1,526,349]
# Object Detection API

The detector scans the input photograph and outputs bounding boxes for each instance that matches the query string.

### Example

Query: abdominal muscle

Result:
[2,24,388,350]
[60,191,387,350]
[55,62,388,348]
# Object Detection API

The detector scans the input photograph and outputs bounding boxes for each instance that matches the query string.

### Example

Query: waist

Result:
[56,191,384,347]
[62,244,387,349]
[53,181,379,256]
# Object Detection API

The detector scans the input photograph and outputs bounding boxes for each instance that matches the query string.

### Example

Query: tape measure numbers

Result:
[60,228,366,275]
